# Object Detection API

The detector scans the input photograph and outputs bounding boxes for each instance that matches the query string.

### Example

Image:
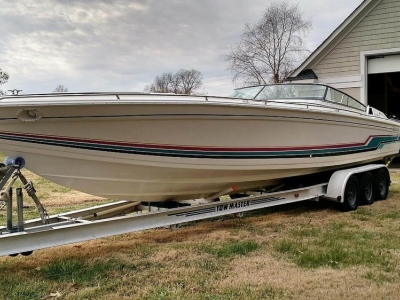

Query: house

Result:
[289,0,400,117]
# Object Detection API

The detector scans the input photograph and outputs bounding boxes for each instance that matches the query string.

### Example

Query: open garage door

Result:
[367,55,400,118]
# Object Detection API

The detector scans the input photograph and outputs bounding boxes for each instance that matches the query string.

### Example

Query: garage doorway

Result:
[368,72,400,118]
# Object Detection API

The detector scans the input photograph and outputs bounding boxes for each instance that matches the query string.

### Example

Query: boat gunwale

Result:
[0,98,396,126]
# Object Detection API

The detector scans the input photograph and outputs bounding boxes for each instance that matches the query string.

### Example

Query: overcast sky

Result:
[0,0,363,96]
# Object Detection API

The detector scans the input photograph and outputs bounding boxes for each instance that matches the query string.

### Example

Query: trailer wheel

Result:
[375,168,390,200]
[340,175,359,212]
[359,172,375,205]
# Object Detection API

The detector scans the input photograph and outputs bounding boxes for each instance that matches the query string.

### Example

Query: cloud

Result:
[0,0,363,95]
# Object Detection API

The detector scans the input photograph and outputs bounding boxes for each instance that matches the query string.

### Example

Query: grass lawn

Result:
[0,168,399,299]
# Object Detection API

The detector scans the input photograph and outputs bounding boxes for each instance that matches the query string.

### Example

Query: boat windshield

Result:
[230,84,366,111]
[228,86,264,99]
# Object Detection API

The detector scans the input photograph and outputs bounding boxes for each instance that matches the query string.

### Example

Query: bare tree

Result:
[144,72,178,93]
[0,68,9,95]
[145,69,204,94]
[53,85,68,93]
[225,2,311,85]
[176,69,203,94]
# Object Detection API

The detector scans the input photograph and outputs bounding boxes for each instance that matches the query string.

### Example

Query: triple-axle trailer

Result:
[0,158,391,257]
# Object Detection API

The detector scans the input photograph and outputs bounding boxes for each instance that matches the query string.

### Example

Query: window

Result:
[347,98,365,110]
[325,88,344,104]
[255,84,326,100]
[228,86,264,99]
[227,84,366,112]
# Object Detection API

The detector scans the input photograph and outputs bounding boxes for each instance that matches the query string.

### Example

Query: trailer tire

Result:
[340,175,359,212]
[375,168,389,200]
[359,172,375,205]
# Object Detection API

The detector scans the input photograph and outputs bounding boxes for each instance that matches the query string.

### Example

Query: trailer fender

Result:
[325,164,388,202]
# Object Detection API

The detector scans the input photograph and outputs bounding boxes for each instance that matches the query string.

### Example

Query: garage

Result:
[289,0,400,115]
[368,54,400,117]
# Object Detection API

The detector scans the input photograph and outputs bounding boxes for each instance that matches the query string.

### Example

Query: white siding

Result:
[312,0,400,78]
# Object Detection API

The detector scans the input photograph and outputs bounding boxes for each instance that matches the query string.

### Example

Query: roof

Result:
[286,69,318,81]
[291,0,383,77]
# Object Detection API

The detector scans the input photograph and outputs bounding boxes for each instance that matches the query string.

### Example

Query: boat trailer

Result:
[0,157,390,257]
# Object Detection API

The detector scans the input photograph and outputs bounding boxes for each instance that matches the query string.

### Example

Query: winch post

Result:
[16,188,24,232]
[0,167,19,232]
[6,187,12,231]
[2,168,23,231]
[1,159,49,225]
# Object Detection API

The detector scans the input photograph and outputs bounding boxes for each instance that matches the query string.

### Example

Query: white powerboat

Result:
[0,83,399,202]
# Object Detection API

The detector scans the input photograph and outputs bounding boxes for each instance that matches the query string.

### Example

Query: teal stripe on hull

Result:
[0,134,398,159]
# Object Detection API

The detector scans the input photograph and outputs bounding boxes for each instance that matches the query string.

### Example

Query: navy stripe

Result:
[0,134,398,159]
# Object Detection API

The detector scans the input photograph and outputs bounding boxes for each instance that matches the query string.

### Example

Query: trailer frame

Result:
[0,161,391,257]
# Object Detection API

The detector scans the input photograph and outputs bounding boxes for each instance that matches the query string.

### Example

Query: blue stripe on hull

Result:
[0,134,398,159]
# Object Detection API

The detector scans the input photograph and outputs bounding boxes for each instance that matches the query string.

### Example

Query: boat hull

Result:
[0,99,399,201]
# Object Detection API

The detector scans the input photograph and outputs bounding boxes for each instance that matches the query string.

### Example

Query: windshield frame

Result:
[227,86,264,99]
[230,83,366,112]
